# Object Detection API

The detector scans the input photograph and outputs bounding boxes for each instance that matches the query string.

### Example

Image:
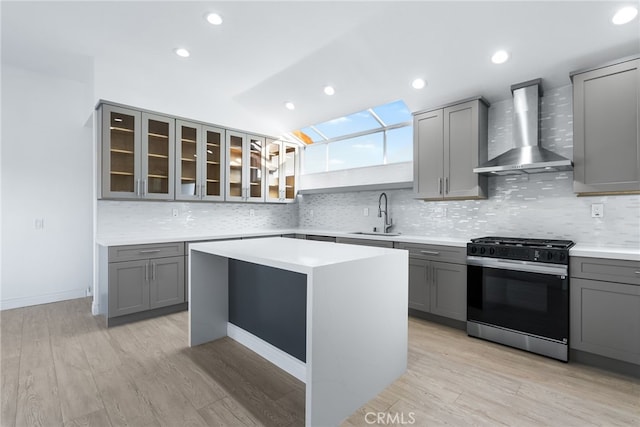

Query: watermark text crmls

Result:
[364,411,416,425]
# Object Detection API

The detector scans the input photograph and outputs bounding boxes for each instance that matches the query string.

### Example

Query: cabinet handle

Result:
[136,179,141,197]
[635,271,640,275]
[152,262,156,281]
[139,249,161,254]
[420,250,440,255]
[143,179,148,197]
[445,177,449,194]
[145,263,149,282]
[201,185,206,199]
[438,178,443,195]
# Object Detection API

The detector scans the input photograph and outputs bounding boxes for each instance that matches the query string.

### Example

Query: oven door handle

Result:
[467,256,568,276]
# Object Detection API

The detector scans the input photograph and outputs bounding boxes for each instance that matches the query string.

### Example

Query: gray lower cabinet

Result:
[571,57,640,195]
[570,257,640,365]
[397,242,467,321]
[335,237,394,248]
[106,242,186,322]
[413,97,488,200]
[305,235,337,242]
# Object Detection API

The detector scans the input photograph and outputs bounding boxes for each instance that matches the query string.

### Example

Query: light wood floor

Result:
[1,298,638,426]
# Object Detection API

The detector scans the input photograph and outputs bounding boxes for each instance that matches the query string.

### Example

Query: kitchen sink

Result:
[349,231,402,237]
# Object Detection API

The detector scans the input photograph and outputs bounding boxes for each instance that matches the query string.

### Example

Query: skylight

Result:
[297,100,413,173]
[314,111,380,139]
[294,100,411,144]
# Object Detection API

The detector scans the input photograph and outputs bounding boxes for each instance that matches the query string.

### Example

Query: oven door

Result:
[467,256,569,343]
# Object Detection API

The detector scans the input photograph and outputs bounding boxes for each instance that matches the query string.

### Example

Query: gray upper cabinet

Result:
[265,140,298,203]
[100,104,175,200]
[413,98,488,200]
[176,120,226,201]
[572,57,640,195]
[226,131,266,202]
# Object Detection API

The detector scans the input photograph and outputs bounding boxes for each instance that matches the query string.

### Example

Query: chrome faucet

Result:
[377,192,393,233]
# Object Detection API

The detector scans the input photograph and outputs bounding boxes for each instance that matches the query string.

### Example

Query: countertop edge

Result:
[96,229,640,261]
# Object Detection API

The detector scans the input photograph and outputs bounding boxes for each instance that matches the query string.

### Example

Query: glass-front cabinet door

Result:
[226,131,265,202]
[101,105,141,199]
[176,121,226,201]
[226,131,245,201]
[176,120,202,201]
[142,113,174,200]
[265,140,298,203]
[247,135,265,202]
[202,126,225,201]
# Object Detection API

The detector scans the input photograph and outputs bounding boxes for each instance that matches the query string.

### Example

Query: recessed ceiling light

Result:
[612,6,638,25]
[491,50,509,64]
[206,13,223,25]
[175,48,190,58]
[324,86,335,96]
[412,78,426,89]
[285,102,295,110]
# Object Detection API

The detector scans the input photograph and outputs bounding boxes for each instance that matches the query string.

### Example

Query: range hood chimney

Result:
[474,79,573,176]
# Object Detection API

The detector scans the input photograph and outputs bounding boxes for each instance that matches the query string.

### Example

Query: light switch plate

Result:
[363,208,369,216]
[591,203,604,218]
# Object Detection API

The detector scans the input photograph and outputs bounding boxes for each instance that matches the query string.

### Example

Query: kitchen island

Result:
[189,237,408,426]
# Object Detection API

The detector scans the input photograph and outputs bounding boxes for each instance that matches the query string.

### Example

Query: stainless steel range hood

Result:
[474,79,573,176]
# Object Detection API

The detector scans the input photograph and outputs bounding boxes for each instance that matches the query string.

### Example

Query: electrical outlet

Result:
[34,218,45,230]
[363,208,369,216]
[591,203,604,218]
[172,208,179,217]
[249,209,255,217]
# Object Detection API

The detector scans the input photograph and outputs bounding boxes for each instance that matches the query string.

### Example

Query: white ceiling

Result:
[2,1,639,137]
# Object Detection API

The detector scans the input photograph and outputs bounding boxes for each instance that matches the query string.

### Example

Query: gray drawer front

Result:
[570,257,640,286]
[395,242,466,263]
[335,237,394,248]
[109,242,185,262]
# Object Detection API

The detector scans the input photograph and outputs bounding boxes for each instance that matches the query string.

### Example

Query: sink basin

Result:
[349,231,402,237]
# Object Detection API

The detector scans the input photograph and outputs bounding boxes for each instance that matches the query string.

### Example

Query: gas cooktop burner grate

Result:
[470,236,574,249]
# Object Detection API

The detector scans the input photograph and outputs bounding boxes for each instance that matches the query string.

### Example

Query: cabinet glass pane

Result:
[229,134,244,197]
[180,125,198,196]
[284,145,296,199]
[109,111,136,192]
[266,142,280,199]
[146,119,170,194]
[205,129,222,197]
[249,137,264,198]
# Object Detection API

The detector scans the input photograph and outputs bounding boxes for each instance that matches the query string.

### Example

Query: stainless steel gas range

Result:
[466,236,575,361]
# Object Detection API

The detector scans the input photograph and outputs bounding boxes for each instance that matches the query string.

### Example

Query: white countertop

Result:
[570,244,640,262]
[189,237,403,274]
[96,228,468,248]
[96,228,639,261]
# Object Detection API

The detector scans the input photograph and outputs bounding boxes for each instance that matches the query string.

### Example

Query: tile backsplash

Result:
[297,175,640,247]
[97,200,298,240]
[98,85,640,248]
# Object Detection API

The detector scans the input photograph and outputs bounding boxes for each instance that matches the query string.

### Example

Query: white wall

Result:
[1,63,94,310]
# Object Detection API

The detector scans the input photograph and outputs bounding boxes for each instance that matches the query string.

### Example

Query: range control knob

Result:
[489,247,496,255]
[547,251,554,260]
[470,246,478,254]
[559,252,566,261]
[480,247,486,255]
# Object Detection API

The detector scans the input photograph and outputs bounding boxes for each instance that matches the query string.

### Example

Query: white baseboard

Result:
[227,322,307,383]
[0,289,87,311]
